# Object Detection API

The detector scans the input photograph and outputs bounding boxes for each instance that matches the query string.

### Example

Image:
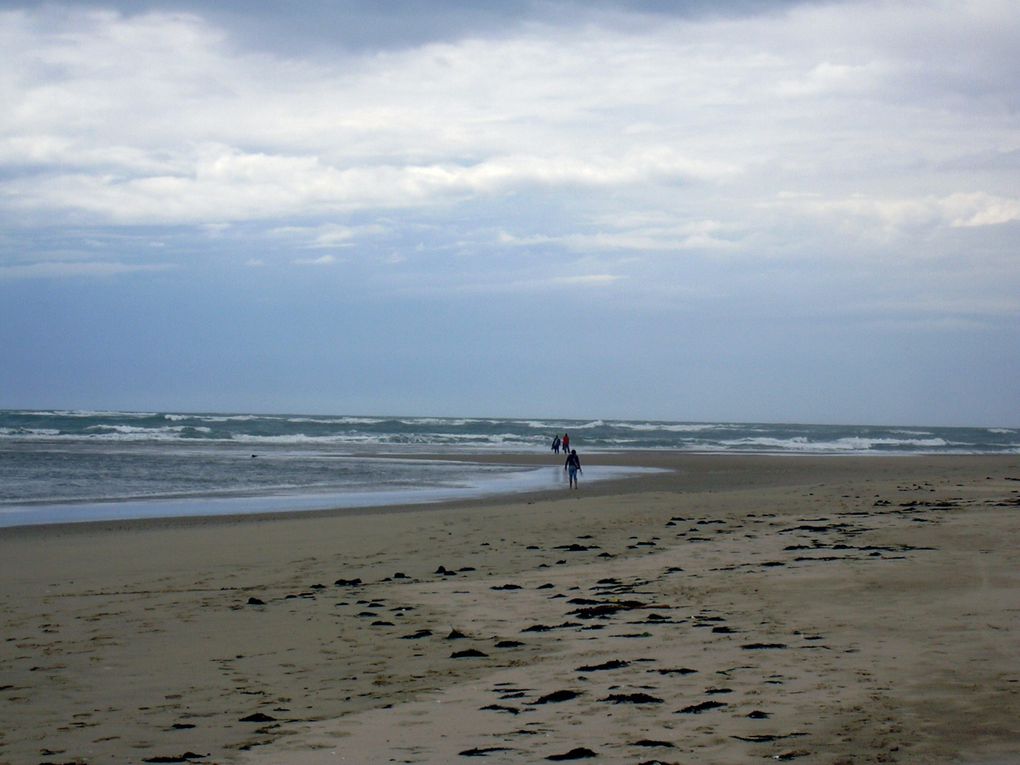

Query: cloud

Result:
[269,222,387,250]
[500,219,736,253]
[941,192,1020,228]
[0,260,174,280]
[778,191,1020,233]
[446,271,624,296]
[549,274,622,287]
[3,146,737,225]
[293,254,337,266]
[1,0,1018,280]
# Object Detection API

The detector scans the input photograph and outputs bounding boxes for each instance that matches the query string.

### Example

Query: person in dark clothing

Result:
[564,449,582,489]
[551,435,561,454]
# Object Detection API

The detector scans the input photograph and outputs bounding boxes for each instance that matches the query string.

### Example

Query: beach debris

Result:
[741,643,788,650]
[654,667,697,676]
[480,704,520,714]
[400,629,432,640]
[435,565,457,576]
[522,622,582,632]
[447,628,468,640]
[632,739,675,748]
[779,523,859,535]
[142,754,207,763]
[677,700,727,714]
[747,710,771,719]
[459,746,514,756]
[732,733,806,743]
[546,747,597,760]
[570,600,649,619]
[576,659,629,672]
[170,723,196,730]
[239,712,276,722]
[333,578,363,587]
[451,649,488,658]
[601,692,664,704]
[245,597,265,606]
[533,689,581,704]
[495,640,525,648]
[491,583,522,590]
[554,543,598,552]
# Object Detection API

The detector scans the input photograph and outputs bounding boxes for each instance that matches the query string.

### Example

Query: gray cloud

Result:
[2,1,1017,334]
[5,1,817,55]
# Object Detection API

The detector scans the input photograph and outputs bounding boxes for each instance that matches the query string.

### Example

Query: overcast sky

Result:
[1,0,1017,425]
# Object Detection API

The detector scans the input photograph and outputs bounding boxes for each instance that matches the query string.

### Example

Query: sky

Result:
[1,0,1018,426]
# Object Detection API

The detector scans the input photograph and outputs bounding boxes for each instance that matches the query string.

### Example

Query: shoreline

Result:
[4,452,1015,536]
[1,452,1018,764]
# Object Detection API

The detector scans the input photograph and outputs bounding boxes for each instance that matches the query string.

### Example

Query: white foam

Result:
[711,435,952,453]
[614,422,730,433]
[0,427,61,437]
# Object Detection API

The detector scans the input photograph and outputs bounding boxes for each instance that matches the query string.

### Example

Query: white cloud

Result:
[293,254,337,266]
[549,274,622,287]
[1,0,1018,276]
[941,192,1020,228]
[270,222,387,250]
[0,260,173,280]
[778,191,1020,233]
[499,219,735,254]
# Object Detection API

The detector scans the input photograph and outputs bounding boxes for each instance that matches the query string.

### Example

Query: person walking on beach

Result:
[564,449,582,489]
[562,433,570,453]
[551,435,561,454]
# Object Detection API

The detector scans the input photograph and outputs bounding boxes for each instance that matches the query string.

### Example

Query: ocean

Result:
[1,410,1016,528]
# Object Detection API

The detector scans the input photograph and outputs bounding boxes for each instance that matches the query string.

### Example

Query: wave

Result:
[25,409,160,419]
[715,436,952,451]
[2,409,1017,454]
[612,422,733,433]
[0,427,61,437]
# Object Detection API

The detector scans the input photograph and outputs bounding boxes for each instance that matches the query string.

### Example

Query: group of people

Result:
[551,432,582,489]
[550,433,570,454]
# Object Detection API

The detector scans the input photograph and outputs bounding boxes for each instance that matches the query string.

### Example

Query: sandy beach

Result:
[2,453,1019,765]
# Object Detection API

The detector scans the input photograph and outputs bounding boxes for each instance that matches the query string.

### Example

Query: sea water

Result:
[1,410,1016,528]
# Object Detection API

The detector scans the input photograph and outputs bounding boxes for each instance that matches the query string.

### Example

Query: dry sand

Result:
[1,454,1019,765]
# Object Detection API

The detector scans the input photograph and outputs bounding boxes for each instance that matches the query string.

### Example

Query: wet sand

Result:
[1,453,1018,764]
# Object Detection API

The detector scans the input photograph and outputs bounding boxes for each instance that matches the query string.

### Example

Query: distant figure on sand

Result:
[562,433,570,453]
[551,435,561,454]
[564,449,582,489]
